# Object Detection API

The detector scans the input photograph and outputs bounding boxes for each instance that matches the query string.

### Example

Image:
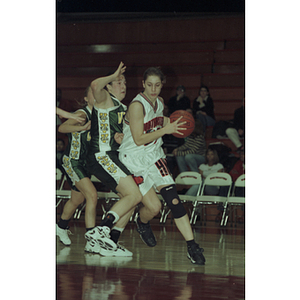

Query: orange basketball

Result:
[169,110,195,138]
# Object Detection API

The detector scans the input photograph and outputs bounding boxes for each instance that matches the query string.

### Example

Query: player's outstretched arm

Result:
[58,111,89,133]
[56,107,85,123]
[91,62,126,104]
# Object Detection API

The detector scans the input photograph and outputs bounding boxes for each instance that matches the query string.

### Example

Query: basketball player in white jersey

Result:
[119,67,206,265]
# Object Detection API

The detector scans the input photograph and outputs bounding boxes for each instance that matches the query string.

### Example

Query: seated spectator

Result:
[192,85,215,132]
[229,148,245,197]
[186,148,224,196]
[225,99,245,151]
[167,85,191,115]
[56,138,65,171]
[172,119,206,173]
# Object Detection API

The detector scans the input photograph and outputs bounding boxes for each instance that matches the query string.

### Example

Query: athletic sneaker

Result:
[84,238,102,254]
[84,226,117,252]
[187,243,206,265]
[56,224,72,246]
[136,216,157,247]
[100,243,133,257]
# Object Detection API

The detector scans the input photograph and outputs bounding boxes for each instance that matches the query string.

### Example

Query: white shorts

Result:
[119,154,174,196]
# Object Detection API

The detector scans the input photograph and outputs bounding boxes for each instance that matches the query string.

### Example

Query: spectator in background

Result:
[172,119,206,173]
[192,85,215,132]
[225,99,245,152]
[167,85,191,115]
[229,148,245,182]
[56,138,65,171]
[229,148,245,197]
[186,148,224,196]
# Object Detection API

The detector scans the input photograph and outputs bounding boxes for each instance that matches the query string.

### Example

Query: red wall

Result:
[57,16,245,121]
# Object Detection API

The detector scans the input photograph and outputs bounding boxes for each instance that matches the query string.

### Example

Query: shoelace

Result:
[116,242,125,250]
[189,244,204,253]
[65,227,73,235]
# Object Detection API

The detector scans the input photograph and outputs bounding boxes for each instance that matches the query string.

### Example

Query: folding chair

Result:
[222,174,245,227]
[158,172,202,223]
[56,168,71,208]
[190,172,232,226]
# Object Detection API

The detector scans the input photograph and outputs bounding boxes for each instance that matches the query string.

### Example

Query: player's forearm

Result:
[91,74,116,97]
[132,127,167,146]
[163,116,169,127]
[58,123,86,134]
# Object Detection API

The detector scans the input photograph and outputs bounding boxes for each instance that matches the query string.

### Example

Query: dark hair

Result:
[103,71,126,92]
[143,67,166,83]
[57,138,65,145]
[84,85,91,97]
[199,85,210,95]
[177,85,186,92]
[205,148,219,164]
[76,85,91,108]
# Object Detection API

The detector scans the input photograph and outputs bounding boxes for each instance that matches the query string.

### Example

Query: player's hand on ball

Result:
[164,117,186,136]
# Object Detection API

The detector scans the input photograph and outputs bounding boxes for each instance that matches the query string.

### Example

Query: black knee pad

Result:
[160,184,187,219]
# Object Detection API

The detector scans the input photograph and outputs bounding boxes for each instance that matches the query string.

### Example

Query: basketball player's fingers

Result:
[117,62,126,74]
[177,120,186,125]
[175,116,183,122]
[175,130,184,135]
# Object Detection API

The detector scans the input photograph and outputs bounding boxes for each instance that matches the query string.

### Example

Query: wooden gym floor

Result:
[56,217,245,300]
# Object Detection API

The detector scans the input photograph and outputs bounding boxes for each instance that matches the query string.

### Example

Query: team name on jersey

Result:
[144,116,164,133]
[118,111,126,124]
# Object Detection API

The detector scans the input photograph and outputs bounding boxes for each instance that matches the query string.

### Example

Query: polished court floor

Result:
[56,220,245,300]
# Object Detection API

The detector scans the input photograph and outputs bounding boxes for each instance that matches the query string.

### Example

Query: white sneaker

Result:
[84,226,117,251]
[56,224,72,246]
[84,239,101,254]
[100,243,133,257]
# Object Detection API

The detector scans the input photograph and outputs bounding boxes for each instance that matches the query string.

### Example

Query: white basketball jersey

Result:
[119,92,165,163]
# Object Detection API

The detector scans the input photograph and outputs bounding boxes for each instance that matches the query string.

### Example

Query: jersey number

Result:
[155,159,170,177]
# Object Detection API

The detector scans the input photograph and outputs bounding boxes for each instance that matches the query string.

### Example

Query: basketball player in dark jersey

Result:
[85,62,143,256]
[56,86,114,253]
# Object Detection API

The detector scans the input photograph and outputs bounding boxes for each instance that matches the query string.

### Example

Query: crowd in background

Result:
[57,83,245,198]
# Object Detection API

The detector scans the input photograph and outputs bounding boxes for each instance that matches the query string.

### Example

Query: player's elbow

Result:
[58,125,64,133]
[90,81,98,93]
[132,136,143,146]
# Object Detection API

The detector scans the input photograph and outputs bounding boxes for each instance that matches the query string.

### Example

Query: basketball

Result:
[169,110,195,138]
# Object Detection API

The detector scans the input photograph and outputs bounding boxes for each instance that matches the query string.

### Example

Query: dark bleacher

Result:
[57,15,245,126]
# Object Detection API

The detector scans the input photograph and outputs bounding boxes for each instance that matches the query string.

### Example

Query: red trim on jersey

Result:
[143,116,164,133]
[155,158,170,177]
[139,92,158,113]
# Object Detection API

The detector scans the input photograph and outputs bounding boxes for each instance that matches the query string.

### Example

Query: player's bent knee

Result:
[172,198,179,205]
[153,202,162,215]
[160,184,186,219]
